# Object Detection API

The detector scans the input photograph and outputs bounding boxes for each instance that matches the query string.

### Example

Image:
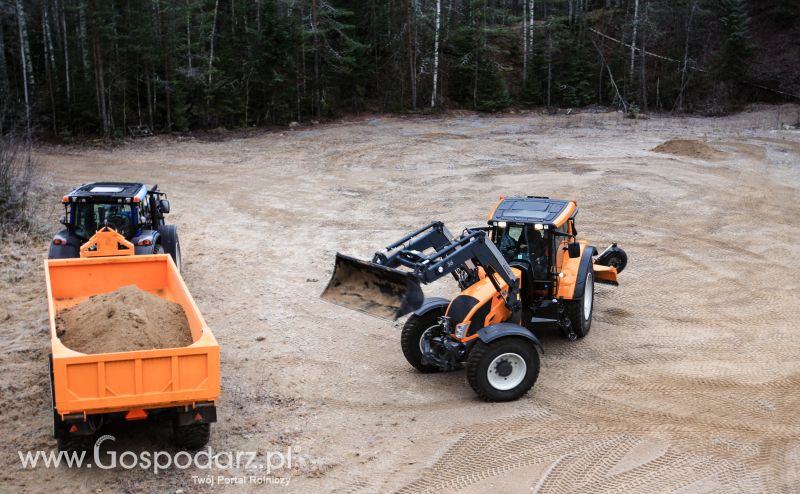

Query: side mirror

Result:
[59,215,69,226]
[567,242,581,258]
[159,199,170,214]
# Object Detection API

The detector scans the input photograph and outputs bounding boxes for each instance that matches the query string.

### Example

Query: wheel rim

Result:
[584,272,593,320]
[175,241,182,271]
[419,325,440,354]
[487,352,527,391]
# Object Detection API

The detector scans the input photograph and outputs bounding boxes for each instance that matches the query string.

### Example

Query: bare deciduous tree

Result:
[431,0,441,107]
[15,0,35,137]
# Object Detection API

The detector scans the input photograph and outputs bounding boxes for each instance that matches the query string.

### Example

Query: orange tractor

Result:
[323,196,626,401]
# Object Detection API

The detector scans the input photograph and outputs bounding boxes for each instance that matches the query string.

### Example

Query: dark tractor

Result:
[49,182,181,271]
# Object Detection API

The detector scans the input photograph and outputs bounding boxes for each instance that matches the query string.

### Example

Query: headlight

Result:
[454,322,470,339]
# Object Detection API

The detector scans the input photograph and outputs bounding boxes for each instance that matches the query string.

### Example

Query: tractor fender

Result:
[572,246,597,300]
[477,323,543,353]
[47,229,80,259]
[132,230,160,255]
[412,297,450,318]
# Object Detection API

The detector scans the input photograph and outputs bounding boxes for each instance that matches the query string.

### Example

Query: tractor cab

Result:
[49,182,181,271]
[60,183,151,240]
[488,196,577,301]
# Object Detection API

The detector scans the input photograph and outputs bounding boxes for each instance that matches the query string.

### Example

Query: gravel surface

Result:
[2,105,799,493]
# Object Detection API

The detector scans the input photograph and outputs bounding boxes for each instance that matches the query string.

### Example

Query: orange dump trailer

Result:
[45,233,219,452]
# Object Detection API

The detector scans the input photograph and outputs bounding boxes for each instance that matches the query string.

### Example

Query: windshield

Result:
[72,203,135,239]
[494,225,551,265]
[495,225,528,262]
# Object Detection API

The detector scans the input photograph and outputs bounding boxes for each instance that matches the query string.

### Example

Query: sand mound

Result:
[652,139,724,160]
[57,285,193,354]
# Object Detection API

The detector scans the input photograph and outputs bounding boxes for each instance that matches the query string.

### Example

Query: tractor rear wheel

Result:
[158,225,182,272]
[174,423,210,451]
[401,309,445,373]
[565,271,594,339]
[466,337,540,402]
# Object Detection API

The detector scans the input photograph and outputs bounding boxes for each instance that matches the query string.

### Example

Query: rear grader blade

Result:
[321,253,424,320]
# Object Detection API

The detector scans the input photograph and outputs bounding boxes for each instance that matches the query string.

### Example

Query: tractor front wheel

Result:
[565,271,594,340]
[401,309,446,373]
[466,337,540,402]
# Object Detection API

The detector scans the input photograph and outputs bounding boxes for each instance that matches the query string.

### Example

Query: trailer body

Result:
[46,253,219,444]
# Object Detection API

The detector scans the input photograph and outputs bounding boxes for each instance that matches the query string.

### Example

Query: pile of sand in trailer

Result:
[652,139,725,160]
[57,285,193,354]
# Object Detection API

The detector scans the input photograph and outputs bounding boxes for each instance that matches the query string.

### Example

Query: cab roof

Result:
[67,182,147,200]
[488,196,577,227]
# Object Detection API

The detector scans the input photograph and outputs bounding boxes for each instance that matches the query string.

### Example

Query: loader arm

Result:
[322,223,521,319]
[371,221,478,290]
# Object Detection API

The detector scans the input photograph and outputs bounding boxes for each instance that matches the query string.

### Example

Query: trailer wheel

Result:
[174,423,210,451]
[158,225,181,272]
[565,271,594,339]
[466,337,539,402]
[57,434,95,453]
[401,310,445,373]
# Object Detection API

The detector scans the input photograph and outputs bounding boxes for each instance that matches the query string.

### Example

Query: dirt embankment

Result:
[57,285,193,354]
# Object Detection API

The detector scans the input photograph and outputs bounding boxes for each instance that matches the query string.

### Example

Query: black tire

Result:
[158,225,181,272]
[57,434,95,453]
[466,337,540,402]
[401,309,446,373]
[174,423,210,451]
[565,271,594,339]
[605,250,628,273]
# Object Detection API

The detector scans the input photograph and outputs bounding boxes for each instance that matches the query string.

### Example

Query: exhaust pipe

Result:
[321,253,424,320]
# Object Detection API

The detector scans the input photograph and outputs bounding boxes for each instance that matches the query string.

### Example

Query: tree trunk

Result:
[676,0,696,112]
[640,31,647,112]
[58,0,71,102]
[186,0,192,71]
[522,0,527,85]
[568,0,573,25]
[146,71,154,129]
[43,3,58,133]
[154,0,171,131]
[528,0,534,66]
[629,0,639,84]
[407,0,417,110]
[0,15,9,103]
[431,0,441,107]
[311,0,321,117]
[78,1,90,80]
[90,3,109,137]
[15,0,35,137]
[207,0,219,87]
[546,26,552,107]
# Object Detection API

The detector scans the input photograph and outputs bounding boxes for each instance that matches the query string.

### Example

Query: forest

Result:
[0,0,798,137]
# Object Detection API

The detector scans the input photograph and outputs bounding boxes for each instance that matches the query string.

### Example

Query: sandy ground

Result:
[1,105,799,493]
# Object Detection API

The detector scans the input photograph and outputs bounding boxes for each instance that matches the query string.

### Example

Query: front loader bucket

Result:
[321,253,424,320]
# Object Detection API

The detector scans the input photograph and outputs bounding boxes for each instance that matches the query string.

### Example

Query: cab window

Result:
[74,203,134,239]
[496,225,528,262]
